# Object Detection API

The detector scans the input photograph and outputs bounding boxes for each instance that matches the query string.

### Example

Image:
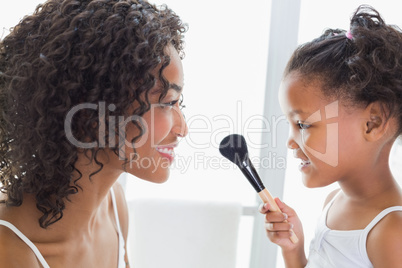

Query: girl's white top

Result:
[306,192,402,268]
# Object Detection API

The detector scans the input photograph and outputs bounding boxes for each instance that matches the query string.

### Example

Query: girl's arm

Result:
[259,198,307,268]
[367,211,402,267]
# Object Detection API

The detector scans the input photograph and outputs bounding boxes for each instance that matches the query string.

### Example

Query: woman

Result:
[0,0,187,267]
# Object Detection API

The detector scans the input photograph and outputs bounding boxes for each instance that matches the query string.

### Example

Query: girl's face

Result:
[110,45,188,183]
[279,72,368,188]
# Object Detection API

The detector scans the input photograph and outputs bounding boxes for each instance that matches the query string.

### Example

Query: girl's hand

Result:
[259,198,304,252]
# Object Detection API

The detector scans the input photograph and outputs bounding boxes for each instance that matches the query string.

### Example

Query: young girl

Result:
[260,5,402,268]
[0,0,187,267]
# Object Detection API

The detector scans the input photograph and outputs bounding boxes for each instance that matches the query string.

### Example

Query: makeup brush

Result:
[219,134,298,244]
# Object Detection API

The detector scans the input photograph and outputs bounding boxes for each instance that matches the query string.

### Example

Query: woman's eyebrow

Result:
[170,83,182,92]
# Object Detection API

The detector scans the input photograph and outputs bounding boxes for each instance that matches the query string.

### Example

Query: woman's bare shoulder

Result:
[367,209,402,267]
[112,182,129,236]
[0,223,41,268]
[111,181,131,267]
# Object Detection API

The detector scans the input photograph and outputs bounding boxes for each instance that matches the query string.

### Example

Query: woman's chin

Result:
[135,170,170,184]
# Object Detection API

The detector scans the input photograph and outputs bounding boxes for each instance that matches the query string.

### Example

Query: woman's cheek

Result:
[148,111,172,140]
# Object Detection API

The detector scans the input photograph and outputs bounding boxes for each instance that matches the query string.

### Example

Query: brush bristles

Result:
[219,134,249,166]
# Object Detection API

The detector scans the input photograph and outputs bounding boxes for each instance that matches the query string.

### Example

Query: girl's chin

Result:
[302,175,334,188]
[301,173,317,188]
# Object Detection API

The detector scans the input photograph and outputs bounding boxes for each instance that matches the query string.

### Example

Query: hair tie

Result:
[345,30,353,40]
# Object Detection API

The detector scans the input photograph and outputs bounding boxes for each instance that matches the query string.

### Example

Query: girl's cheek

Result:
[301,128,327,154]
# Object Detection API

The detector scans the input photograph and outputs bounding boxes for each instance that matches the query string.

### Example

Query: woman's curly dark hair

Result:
[0,0,186,228]
[285,5,402,135]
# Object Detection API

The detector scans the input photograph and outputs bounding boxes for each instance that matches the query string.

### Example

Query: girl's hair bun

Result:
[285,5,402,135]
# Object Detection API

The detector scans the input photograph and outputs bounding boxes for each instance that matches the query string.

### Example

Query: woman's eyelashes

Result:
[179,94,186,110]
[296,120,311,130]
[159,99,183,110]
[160,94,185,110]
[161,99,179,108]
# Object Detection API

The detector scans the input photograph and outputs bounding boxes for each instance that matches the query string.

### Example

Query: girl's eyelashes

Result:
[296,120,311,130]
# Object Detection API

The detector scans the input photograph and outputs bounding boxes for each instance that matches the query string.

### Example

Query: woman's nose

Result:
[172,107,188,138]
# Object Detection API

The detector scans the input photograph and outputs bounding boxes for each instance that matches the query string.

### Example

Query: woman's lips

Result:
[156,145,177,162]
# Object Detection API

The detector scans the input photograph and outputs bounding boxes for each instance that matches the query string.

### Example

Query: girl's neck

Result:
[338,138,401,201]
[338,162,401,206]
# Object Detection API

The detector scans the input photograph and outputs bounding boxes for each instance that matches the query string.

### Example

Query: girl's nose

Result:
[287,129,299,150]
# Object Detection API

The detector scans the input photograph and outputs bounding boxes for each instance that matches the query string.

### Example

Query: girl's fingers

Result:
[265,211,288,223]
[260,198,292,215]
[275,198,295,215]
[258,202,270,214]
[266,229,294,241]
[265,221,294,231]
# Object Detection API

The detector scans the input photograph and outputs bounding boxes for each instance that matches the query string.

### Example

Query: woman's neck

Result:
[1,151,124,241]
[52,153,123,236]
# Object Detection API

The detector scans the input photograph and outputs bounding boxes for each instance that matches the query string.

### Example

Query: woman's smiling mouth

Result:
[156,145,177,162]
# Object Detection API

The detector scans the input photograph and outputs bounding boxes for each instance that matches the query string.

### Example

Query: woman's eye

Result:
[297,120,311,130]
[160,100,179,109]
[159,94,185,110]
[179,94,186,110]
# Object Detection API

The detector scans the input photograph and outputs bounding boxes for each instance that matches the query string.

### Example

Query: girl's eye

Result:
[297,120,311,130]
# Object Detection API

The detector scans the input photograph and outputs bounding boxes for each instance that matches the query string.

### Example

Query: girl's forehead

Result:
[281,72,324,96]
[279,73,335,117]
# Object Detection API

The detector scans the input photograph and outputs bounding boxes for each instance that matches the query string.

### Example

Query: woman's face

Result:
[110,45,188,183]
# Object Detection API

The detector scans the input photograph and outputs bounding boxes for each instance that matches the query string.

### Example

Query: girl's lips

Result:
[298,159,311,171]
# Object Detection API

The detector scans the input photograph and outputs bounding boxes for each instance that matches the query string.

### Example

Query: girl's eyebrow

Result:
[289,109,308,117]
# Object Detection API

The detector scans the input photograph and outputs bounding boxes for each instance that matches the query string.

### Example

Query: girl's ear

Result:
[363,102,389,142]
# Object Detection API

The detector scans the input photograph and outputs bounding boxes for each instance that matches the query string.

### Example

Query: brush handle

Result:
[258,188,299,244]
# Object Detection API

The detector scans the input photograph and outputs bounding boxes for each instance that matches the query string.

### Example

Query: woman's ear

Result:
[363,102,389,142]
